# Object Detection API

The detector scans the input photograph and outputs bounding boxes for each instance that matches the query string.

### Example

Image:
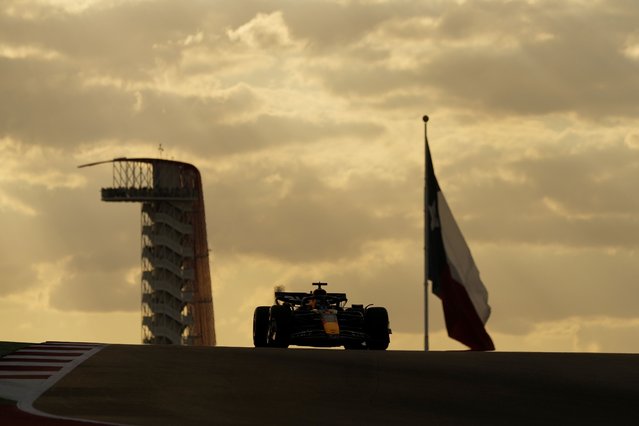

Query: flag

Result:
[427,146,495,351]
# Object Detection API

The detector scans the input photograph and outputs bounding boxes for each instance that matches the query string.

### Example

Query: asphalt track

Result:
[22,345,639,425]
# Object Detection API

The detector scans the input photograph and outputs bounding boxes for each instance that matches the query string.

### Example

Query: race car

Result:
[253,282,391,350]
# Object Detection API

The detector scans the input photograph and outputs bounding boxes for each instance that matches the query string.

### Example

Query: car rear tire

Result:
[253,306,270,347]
[268,305,292,348]
[365,307,390,350]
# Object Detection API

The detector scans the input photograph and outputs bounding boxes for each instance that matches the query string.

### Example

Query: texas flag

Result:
[427,146,495,351]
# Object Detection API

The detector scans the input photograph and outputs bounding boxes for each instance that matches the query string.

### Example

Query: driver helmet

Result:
[311,289,327,308]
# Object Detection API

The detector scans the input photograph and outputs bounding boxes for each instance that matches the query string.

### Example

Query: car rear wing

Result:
[275,291,347,306]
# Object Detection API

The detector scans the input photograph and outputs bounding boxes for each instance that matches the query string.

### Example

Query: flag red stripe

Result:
[440,265,495,351]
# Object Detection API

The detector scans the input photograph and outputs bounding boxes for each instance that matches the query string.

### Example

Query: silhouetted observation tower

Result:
[80,158,216,346]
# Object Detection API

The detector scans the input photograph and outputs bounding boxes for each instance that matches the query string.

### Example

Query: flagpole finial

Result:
[422,115,429,123]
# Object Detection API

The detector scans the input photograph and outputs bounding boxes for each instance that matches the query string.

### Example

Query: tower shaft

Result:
[97,158,216,346]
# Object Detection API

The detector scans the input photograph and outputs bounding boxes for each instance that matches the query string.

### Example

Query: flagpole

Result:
[423,114,430,351]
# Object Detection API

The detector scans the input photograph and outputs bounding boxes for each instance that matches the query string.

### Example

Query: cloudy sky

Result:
[1,0,638,352]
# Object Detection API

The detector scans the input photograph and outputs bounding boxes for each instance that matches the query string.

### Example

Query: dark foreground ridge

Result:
[33,345,639,425]
[0,342,31,358]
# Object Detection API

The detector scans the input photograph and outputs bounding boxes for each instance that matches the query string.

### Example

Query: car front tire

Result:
[267,305,292,348]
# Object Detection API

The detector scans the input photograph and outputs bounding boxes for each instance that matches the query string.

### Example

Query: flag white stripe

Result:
[437,192,491,323]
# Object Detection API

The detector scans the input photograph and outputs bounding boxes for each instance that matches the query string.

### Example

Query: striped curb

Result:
[0,341,123,425]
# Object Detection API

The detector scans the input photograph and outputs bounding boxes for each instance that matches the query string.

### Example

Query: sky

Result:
[1,0,639,352]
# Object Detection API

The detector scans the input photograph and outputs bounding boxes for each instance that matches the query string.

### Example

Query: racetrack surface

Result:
[33,345,639,425]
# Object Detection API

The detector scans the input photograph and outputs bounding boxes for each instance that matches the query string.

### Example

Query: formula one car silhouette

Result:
[253,282,391,350]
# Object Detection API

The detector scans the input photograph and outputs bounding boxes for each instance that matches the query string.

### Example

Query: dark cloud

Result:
[297,0,639,118]
[515,142,639,216]
[483,246,639,333]
[0,0,213,78]
[187,114,383,156]
[437,139,639,249]
[284,0,403,49]
[49,252,139,312]
[0,57,134,146]
[0,178,141,311]
[206,159,419,262]
[35,185,140,259]
[307,62,422,99]
[0,56,380,152]
[424,35,639,118]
